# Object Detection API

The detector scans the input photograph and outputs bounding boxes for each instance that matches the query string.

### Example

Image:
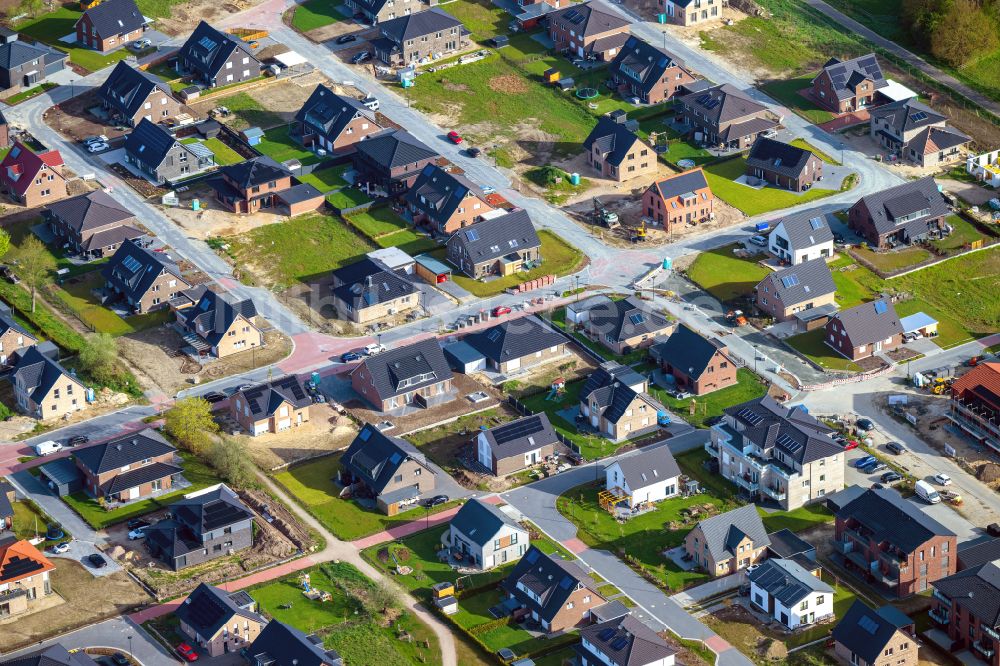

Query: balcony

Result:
[933,590,953,606]
[837,539,854,555]
[842,527,867,544]
[928,607,950,625]
[762,485,787,501]
[734,474,759,492]
[973,641,996,658]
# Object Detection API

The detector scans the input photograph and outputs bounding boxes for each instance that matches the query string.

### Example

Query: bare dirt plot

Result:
[0,559,151,650]
[161,182,293,240]
[500,348,598,396]
[223,403,359,470]
[188,72,334,131]
[43,90,194,144]
[154,0,260,36]
[118,326,293,396]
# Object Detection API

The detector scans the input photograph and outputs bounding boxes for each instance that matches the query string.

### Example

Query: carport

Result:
[414,254,452,284]
[38,458,83,497]
[900,312,938,339]
[793,303,839,332]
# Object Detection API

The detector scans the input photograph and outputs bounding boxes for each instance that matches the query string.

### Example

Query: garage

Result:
[443,341,486,373]
[278,418,291,431]
[38,458,83,497]
[900,312,939,340]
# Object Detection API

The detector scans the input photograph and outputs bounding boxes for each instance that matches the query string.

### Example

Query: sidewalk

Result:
[351,495,502,549]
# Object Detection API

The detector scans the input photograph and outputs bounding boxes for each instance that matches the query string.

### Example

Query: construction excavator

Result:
[629,219,648,242]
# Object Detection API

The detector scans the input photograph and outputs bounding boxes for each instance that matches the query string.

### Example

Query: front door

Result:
[129,487,140,500]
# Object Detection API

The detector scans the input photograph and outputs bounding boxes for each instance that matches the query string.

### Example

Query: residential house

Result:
[676,84,777,151]
[445,209,541,278]
[582,360,649,396]
[0,142,67,207]
[0,37,67,91]
[10,344,86,419]
[957,536,1000,571]
[44,190,144,259]
[683,504,770,577]
[0,539,54,618]
[0,303,37,366]
[448,499,529,570]
[584,295,673,355]
[294,84,384,154]
[708,395,845,509]
[209,157,291,215]
[609,36,696,104]
[582,111,656,182]
[949,362,1000,454]
[73,428,182,502]
[604,445,680,508]
[869,98,970,167]
[565,293,614,325]
[754,258,837,324]
[824,299,903,361]
[370,9,470,66]
[248,620,343,666]
[352,129,440,195]
[229,376,312,436]
[349,338,454,412]
[344,0,433,24]
[75,0,146,53]
[178,289,262,358]
[642,168,714,230]
[930,560,1000,664]
[101,240,191,313]
[0,479,14,532]
[0,645,98,666]
[98,61,182,127]
[767,211,835,265]
[547,2,630,61]
[501,546,606,632]
[832,601,918,666]
[405,163,494,235]
[835,486,957,596]
[746,137,824,192]
[847,177,950,249]
[331,256,420,324]
[812,54,888,114]
[749,558,834,629]
[174,584,266,657]
[580,374,664,442]
[463,316,567,375]
[145,484,255,570]
[649,323,737,395]
[176,21,260,88]
[339,423,436,515]
[476,413,559,476]
[577,614,677,666]
[124,118,213,184]
[660,0,723,26]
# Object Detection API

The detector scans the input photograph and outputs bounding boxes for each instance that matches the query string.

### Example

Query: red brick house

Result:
[0,142,68,207]
[930,561,1000,664]
[73,429,182,502]
[294,84,384,155]
[404,163,494,235]
[547,2,630,61]
[824,299,903,361]
[608,36,696,104]
[948,362,1000,455]
[500,546,605,632]
[847,176,950,250]
[75,0,147,53]
[208,157,325,216]
[745,137,824,192]
[642,167,713,230]
[811,54,888,114]
[650,323,737,395]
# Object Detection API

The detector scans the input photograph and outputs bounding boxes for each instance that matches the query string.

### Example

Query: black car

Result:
[111,653,130,666]
[66,434,89,446]
[424,495,449,507]
[87,553,108,568]
[856,418,875,432]
[336,34,357,44]
[202,391,227,403]
[881,471,902,483]
[127,518,151,530]
[350,50,371,64]
[885,441,905,455]
[340,351,363,362]
[467,147,482,158]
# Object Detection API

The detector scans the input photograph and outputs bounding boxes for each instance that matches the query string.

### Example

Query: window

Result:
[816,595,825,605]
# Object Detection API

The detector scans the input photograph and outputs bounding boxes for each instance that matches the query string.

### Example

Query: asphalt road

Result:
[0,617,177,665]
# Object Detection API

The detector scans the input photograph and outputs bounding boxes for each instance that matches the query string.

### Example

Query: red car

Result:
[447,131,463,144]
[175,643,198,661]
[492,305,512,316]
[841,439,859,450]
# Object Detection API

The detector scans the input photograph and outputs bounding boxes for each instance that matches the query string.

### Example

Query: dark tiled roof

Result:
[586,381,661,424]
[695,504,770,562]
[351,338,453,401]
[587,296,672,343]
[749,558,832,606]
[0,303,33,342]
[583,115,646,168]
[580,361,646,398]
[958,537,1000,570]
[652,168,711,202]
[611,446,680,491]
[757,258,836,306]
[77,0,145,39]
[179,21,257,80]
[80,225,144,252]
[74,428,175,474]
[766,528,815,560]
[101,238,186,301]
[172,484,253,535]
[679,83,767,124]
[377,8,464,43]
[0,644,99,666]
[718,116,777,142]
[907,125,970,154]
[773,211,834,249]
[44,189,134,234]
[577,615,675,666]
[481,413,559,461]
[500,546,602,623]
[819,54,887,100]
[746,137,816,179]
[295,84,377,141]
[233,375,311,420]
[853,176,950,237]
[105,461,182,495]
[10,345,81,406]
[332,257,416,311]
[838,487,955,552]
[182,289,258,347]
[463,316,565,364]
[870,98,946,135]
[221,156,290,189]
[249,620,343,666]
[723,395,841,466]
[175,583,264,641]
[650,323,726,380]
[585,31,630,56]
[124,118,192,171]
[0,41,66,71]
[447,209,540,266]
[549,2,629,38]
[404,164,486,225]
[610,35,688,96]
[144,518,201,559]
[832,601,913,665]
[828,299,902,347]
[450,499,524,547]
[341,423,433,495]
[932,562,1000,629]
[98,61,174,119]
[354,129,438,171]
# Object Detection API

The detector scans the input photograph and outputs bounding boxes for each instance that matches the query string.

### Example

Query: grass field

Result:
[180,137,243,166]
[346,207,410,238]
[759,77,837,124]
[296,165,350,193]
[702,157,839,216]
[15,8,136,72]
[207,92,284,131]
[687,243,771,303]
[932,214,988,252]
[786,327,862,372]
[789,138,840,165]
[53,272,169,336]
[326,188,373,210]
[257,126,321,165]
[273,454,459,540]
[852,245,931,273]
[649,369,769,428]
[376,229,440,255]
[291,0,345,32]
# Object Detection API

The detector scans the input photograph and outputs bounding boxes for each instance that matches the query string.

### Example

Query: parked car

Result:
[467,146,482,158]
[881,471,902,483]
[854,455,877,469]
[87,553,107,568]
[202,391,226,403]
[66,434,89,447]
[49,541,71,555]
[127,518,151,530]
[423,494,449,507]
[492,305,512,316]
[350,50,371,64]
[745,563,761,574]
[336,34,358,44]
[836,436,859,450]
[83,135,108,146]
[856,418,875,431]
[340,351,363,362]
[363,343,386,356]
[885,441,905,455]
[130,38,152,50]
[446,131,463,144]
[87,141,109,153]
[128,526,149,540]
[0,265,19,284]
[362,96,379,111]
[863,461,887,474]
[748,234,767,247]
[34,440,62,456]
[933,473,952,485]
[175,643,198,662]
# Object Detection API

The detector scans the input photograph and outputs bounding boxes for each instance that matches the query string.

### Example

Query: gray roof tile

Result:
[611,446,680,491]
[757,258,836,307]
[450,499,524,546]
[837,486,955,553]
[352,338,453,401]
[695,503,770,562]
[447,209,540,265]
[463,316,565,364]
[749,558,832,606]
[828,299,902,347]
[577,615,676,666]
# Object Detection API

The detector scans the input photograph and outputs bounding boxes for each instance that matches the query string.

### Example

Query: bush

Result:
[0,401,12,421]
[209,437,258,489]
[164,397,219,455]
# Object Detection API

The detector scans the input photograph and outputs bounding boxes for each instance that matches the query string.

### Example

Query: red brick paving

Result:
[817,109,870,132]
[352,505,463,549]
[704,635,732,653]
[564,538,589,554]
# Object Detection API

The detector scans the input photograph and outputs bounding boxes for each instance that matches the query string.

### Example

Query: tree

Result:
[365,581,401,616]
[79,333,120,385]
[209,437,257,489]
[0,229,10,263]
[11,236,55,313]
[930,0,998,65]
[164,397,218,455]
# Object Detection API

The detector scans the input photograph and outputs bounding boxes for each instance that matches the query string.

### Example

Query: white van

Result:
[33,440,62,457]
[915,479,941,504]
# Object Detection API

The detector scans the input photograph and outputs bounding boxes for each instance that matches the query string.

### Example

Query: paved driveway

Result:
[0,617,176,666]
[10,471,110,551]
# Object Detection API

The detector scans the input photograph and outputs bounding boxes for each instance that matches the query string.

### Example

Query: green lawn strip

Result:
[702,157,839,217]
[291,0,345,32]
[932,214,988,252]
[273,454,460,540]
[759,77,837,125]
[518,379,623,460]
[786,328,862,372]
[52,271,170,336]
[852,245,931,273]
[659,139,714,167]
[676,449,738,501]
[687,243,771,303]
[60,451,220,529]
[440,230,585,298]
[212,92,284,132]
[439,0,512,41]
[180,137,243,166]
[257,126,320,165]
[789,138,840,165]
[326,188,373,210]
[345,207,409,238]
[648,369,769,428]
[828,254,877,308]
[322,611,441,666]
[758,503,833,533]
[6,82,58,105]
[893,298,972,350]
[377,229,440,255]
[296,165,349,193]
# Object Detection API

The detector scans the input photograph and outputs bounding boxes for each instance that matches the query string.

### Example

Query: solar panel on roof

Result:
[487,328,503,342]
[121,255,142,272]
[858,615,880,635]
[629,312,646,325]
[198,36,217,50]
[598,628,616,641]
[2,556,44,580]
[359,428,372,441]
[389,452,402,465]
[493,416,544,445]
[737,407,763,426]
[809,217,824,230]
[610,638,629,651]
[909,111,927,122]
[202,500,248,530]
[524,549,540,564]
[874,301,888,314]
[186,593,227,630]
[465,229,480,242]
[780,275,799,289]
[558,576,574,589]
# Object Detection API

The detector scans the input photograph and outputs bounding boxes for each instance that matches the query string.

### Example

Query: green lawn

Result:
[257,126,320,165]
[273,454,459,540]
[15,8,136,72]
[61,452,221,529]
[326,188,373,210]
[296,165,350,193]
[659,139,715,166]
[703,157,839,216]
[52,271,169,336]
[212,93,284,132]
[291,0,346,32]
[518,378,624,460]
[251,563,357,632]
[377,229,440,255]
[181,137,243,166]
[548,305,651,366]
[786,328,862,372]
[441,0,512,41]
[443,230,585,297]
[932,214,988,252]
[687,243,771,303]
[828,254,876,308]
[6,82,57,105]
[789,138,840,165]
[223,212,374,289]
[852,245,932,273]
[760,77,837,125]
[346,207,410,238]
[649,369,769,428]
[759,502,833,533]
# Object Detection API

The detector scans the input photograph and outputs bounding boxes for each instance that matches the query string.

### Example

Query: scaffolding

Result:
[598,487,629,513]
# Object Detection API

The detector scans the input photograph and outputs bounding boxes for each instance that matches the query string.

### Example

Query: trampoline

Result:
[575,87,599,99]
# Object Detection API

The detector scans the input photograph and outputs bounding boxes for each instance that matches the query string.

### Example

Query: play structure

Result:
[598,487,629,513]
[545,377,567,401]
[576,87,599,99]
[300,574,332,602]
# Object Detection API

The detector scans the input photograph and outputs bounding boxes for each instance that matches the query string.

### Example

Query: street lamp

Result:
[753,344,759,373]
[575,275,581,301]
[127,635,133,662]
